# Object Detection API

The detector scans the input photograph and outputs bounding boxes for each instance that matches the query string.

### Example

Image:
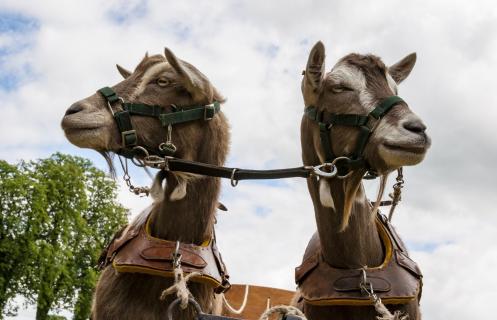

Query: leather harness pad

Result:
[100,221,230,294]
[295,214,422,306]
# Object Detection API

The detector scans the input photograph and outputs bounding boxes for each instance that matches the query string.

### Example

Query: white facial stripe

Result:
[329,63,366,91]
[130,61,170,99]
[386,72,398,94]
[329,63,377,112]
[359,90,377,112]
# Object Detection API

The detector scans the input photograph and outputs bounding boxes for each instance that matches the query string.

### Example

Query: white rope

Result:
[222,285,250,314]
[160,266,201,309]
[258,305,307,320]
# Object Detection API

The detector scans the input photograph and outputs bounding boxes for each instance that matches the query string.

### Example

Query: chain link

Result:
[388,167,404,221]
[117,155,150,196]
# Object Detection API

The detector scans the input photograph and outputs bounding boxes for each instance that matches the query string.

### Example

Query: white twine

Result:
[374,299,409,320]
[160,266,201,309]
[258,305,307,320]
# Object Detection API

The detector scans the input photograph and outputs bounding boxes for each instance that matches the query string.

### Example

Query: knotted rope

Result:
[160,266,201,309]
[373,300,409,320]
[159,242,201,310]
[258,305,307,320]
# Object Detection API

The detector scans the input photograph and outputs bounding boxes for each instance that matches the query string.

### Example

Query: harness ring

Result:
[167,297,203,320]
[312,163,338,178]
[230,168,239,187]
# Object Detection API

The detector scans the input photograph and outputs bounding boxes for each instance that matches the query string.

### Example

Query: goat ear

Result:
[116,64,131,79]
[389,53,416,84]
[302,41,325,106]
[164,47,213,102]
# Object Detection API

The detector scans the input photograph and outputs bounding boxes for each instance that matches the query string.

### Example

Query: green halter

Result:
[304,96,404,178]
[98,87,221,159]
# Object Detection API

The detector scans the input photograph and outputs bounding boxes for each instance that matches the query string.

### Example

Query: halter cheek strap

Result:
[305,96,405,177]
[98,87,221,158]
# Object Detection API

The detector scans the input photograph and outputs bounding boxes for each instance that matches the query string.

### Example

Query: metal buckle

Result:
[121,130,137,147]
[204,104,215,120]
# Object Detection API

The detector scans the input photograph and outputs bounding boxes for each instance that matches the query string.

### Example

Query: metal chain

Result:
[158,124,177,155]
[388,167,404,221]
[359,268,408,320]
[360,268,381,305]
[117,155,150,196]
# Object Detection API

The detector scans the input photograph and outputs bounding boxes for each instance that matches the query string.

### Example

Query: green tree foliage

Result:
[0,153,128,319]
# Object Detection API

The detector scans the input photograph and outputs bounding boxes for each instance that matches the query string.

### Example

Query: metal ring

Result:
[167,297,203,320]
[130,146,150,167]
[230,168,239,187]
[336,170,354,179]
[330,156,354,179]
[131,157,146,167]
[312,163,338,178]
[132,146,150,157]
[106,97,124,116]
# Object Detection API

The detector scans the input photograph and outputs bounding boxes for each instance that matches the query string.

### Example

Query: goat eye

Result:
[156,78,170,87]
[331,85,353,93]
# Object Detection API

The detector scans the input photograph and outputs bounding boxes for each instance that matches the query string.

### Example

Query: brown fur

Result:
[61,49,229,319]
[294,41,430,319]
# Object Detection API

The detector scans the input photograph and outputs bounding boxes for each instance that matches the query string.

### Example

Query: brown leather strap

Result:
[295,253,319,284]
[334,276,391,292]
[211,238,231,293]
[140,245,208,268]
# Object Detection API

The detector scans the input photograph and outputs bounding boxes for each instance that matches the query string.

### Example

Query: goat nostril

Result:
[65,103,84,116]
[403,120,426,134]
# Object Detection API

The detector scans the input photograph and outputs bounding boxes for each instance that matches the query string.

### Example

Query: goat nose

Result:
[403,119,426,134]
[65,103,84,116]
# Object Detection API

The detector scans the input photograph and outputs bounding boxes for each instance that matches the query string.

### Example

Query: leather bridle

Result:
[304,95,405,179]
[98,86,221,159]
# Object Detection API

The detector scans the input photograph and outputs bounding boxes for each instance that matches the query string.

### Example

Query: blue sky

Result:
[1,0,497,319]
[0,12,38,91]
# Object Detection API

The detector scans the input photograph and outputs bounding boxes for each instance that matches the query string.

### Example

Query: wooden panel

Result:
[222,284,296,320]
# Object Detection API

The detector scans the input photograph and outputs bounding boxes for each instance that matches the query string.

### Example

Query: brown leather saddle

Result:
[295,214,422,306]
[98,218,230,294]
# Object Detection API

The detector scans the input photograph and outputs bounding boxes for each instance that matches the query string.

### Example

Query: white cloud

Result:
[1,0,496,318]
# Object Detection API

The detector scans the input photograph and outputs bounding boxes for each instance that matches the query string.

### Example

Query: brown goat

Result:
[294,41,431,320]
[61,48,229,319]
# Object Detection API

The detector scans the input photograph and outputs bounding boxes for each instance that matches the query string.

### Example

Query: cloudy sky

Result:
[1,0,496,319]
